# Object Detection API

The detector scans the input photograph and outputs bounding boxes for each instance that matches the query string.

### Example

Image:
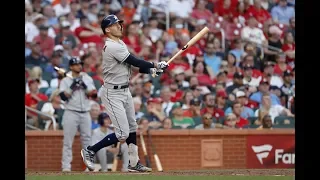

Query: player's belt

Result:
[113,84,129,89]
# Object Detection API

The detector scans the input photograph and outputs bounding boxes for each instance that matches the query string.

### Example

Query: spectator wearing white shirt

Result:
[242,64,261,88]
[241,15,267,45]
[54,0,71,17]
[168,0,194,19]
[254,93,294,123]
[25,14,56,42]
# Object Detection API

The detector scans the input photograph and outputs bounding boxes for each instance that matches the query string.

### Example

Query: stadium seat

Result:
[273,124,295,129]
[172,126,182,129]
[248,117,259,125]
[93,79,102,90]
[249,124,260,129]
[192,117,202,126]
[274,116,295,125]
[42,71,53,83]
[39,87,49,94]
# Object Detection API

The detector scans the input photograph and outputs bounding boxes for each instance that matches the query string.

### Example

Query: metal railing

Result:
[25,105,57,131]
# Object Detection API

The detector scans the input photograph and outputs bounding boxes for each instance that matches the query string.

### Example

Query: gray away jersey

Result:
[59,72,96,112]
[102,38,132,85]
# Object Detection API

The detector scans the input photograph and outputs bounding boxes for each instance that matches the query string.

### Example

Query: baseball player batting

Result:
[60,57,97,171]
[81,14,168,172]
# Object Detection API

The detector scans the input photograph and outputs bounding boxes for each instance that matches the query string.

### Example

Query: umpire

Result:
[59,57,97,172]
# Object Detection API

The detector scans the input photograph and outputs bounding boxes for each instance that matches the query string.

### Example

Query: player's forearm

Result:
[124,54,156,69]
[59,92,71,101]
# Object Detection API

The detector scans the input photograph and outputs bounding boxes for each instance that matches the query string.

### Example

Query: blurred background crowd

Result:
[25,0,295,131]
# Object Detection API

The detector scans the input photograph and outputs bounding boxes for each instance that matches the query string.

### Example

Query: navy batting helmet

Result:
[98,112,110,126]
[100,14,124,34]
[69,57,83,66]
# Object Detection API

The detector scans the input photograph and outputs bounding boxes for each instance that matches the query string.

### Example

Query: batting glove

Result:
[150,68,163,76]
[156,61,169,70]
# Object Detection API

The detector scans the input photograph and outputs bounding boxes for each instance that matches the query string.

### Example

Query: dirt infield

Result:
[26,169,295,176]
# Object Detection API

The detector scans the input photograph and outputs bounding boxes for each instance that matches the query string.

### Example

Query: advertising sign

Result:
[247,135,295,168]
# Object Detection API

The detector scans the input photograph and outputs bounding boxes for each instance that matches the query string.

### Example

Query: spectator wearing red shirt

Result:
[191,0,214,22]
[242,55,263,79]
[214,0,239,14]
[183,98,202,118]
[201,93,225,119]
[214,0,235,22]
[193,61,214,86]
[122,23,142,55]
[74,16,103,45]
[273,54,292,76]
[167,53,191,73]
[33,25,55,58]
[245,0,271,24]
[225,101,249,128]
[282,31,295,66]
[215,90,228,111]
[25,79,49,128]
[232,1,247,24]
[92,63,104,86]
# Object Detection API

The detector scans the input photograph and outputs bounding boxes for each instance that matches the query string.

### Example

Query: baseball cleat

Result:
[128,162,152,172]
[128,143,139,167]
[80,147,95,171]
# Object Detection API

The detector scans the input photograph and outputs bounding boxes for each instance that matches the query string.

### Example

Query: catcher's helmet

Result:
[98,112,109,126]
[69,57,83,66]
[101,14,124,34]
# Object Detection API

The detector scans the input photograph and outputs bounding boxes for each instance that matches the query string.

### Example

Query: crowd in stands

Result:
[25,0,295,131]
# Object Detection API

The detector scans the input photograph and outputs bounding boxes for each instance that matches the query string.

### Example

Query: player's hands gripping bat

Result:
[111,142,121,172]
[147,129,163,172]
[149,68,163,77]
[140,132,151,168]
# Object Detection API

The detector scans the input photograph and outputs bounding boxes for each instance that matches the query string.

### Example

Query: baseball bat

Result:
[54,66,73,78]
[111,142,121,172]
[140,132,152,168]
[147,129,163,172]
[151,26,210,77]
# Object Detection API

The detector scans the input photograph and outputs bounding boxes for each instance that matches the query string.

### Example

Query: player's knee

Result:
[117,131,130,142]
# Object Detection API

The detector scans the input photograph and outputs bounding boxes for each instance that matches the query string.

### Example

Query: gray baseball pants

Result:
[61,110,91,170]
[100,86,138,141]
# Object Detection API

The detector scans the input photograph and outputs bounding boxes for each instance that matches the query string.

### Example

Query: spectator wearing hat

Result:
[55,20,78,49]
[250,78,281,105]
[242,64,261,88]
[281,31,295,67]
[241,15,267,46]
[215,90,228,112]
[271,0,295,25]
[280,70,294,107]
[144,97,165,129]
[204,42,222,76]
[171,102,195,129]
[194,112,215,130]
[226,72,244,94]
[201,93,225,119]
[225,91,254,119]
[25,79,49,128]
[254,93,294,124]
[183,98,202,118]
[262,61,283,88]
[25,41,49,67]
[244,0,271,24]
[273,53,292,76]
[264,25,283,63]
[33,24,55,58]
[91,112,129,172]
[53,0,71,17]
